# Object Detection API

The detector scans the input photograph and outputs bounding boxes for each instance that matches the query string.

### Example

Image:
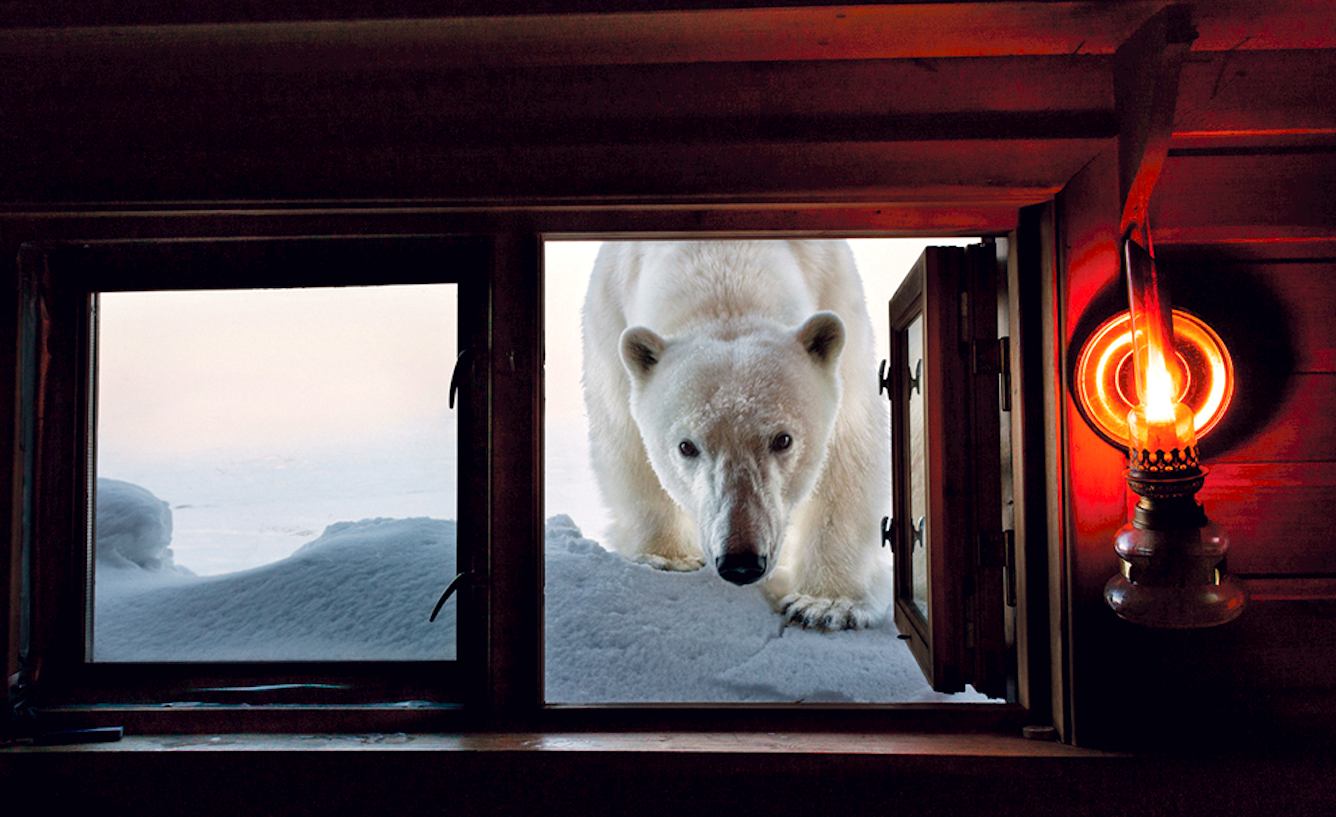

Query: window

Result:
[14,236,487,719]
[7,220,1039,736]
[93,284,459,663]
[543,238,1006,705]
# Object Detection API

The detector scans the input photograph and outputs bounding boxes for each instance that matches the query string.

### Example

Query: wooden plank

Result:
[11,57,1116,119]
[1262,262,1336,373]
[1243,576,1336,600]
[1198,462,1336,576]
[1207,374,1336,463]
[1175,50,1336,139]
[2,2,1330,61]
[0,137,1108,205]
[3,53,1117,204]
[0,4,1167,65]
[1151,152,1336,243]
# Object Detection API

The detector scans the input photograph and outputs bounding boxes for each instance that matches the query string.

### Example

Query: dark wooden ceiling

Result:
[2,2,1331,217]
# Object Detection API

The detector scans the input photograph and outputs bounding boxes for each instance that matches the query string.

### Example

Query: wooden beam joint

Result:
[1116,4,1198,240]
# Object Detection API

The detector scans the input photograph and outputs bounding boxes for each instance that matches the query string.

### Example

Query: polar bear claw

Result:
[780,593,880,631]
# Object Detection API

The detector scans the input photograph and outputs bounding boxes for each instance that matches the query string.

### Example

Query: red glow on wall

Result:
[1075,309,1234,449]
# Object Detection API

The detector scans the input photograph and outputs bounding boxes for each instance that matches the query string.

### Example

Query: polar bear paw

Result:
[637,553,706,572]
[780,593,881,631]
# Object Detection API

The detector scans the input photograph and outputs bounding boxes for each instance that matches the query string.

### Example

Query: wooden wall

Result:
[1058,128,1336,749]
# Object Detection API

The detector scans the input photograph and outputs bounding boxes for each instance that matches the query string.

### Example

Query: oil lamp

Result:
[1103,228,1246,628]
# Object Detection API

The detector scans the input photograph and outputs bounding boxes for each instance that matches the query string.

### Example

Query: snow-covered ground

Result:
[94,469,991,703]
[544,514,990,703]
[96,511,458,663]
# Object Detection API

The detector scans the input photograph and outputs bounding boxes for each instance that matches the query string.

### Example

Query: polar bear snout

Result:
[716,552,768,585]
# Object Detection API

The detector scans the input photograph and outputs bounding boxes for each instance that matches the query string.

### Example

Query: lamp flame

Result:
[1141,332,1179,424]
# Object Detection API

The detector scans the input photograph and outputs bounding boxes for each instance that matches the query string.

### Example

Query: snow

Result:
[95,478,184,572]
[545,515,988,703]
[95,492,458,662]
[94,479,990,703]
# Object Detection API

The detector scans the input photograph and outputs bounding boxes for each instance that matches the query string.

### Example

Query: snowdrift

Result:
[95,480,988,703]
[95,511,458,663]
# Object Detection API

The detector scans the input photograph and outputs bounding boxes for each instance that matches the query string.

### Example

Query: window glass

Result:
[906,313,930,621]
[92,284,459,662]
[543,238,988,704]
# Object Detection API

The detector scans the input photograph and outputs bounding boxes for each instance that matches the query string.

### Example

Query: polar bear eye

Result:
[771,433,793,452]
[678,440,700,458]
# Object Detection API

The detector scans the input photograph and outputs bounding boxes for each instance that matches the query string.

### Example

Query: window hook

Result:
[430,572,466,622]
[448,348,476,410]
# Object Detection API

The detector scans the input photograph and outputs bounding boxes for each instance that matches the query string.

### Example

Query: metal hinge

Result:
[959,291,971,343]
[970,336,1012,412]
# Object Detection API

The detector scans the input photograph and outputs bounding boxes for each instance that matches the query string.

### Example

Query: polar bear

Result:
[582,240,891,630]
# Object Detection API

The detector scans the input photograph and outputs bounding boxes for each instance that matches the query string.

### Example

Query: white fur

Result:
[581,241,892,630]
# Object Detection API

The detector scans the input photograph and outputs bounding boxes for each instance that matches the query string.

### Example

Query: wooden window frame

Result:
[12,235,491,733]
[4,209,1047,738]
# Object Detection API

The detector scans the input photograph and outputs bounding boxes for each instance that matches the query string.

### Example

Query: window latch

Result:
[877,358,922,398]
[448,348,476,409]
[430,572,467,622]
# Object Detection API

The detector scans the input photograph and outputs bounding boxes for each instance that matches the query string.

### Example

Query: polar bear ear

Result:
[620,326,668,382]
[796,312,845,367]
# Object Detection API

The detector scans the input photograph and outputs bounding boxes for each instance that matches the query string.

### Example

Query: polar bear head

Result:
[620,312,845,586]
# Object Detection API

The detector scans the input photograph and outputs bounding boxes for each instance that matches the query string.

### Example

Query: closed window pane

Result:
[92,285,458,662]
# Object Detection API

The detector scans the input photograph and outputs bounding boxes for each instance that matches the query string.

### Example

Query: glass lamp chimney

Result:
[1123,235,1200,478]
[1105,230,1245,628]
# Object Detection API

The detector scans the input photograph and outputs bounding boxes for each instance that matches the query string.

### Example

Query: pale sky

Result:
[97,284,458,455]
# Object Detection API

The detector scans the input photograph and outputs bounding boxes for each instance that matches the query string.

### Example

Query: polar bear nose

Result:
[716,553,767,585]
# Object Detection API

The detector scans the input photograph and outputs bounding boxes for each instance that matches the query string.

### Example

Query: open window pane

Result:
[889,246,1009,699]
[92,284,459,662]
